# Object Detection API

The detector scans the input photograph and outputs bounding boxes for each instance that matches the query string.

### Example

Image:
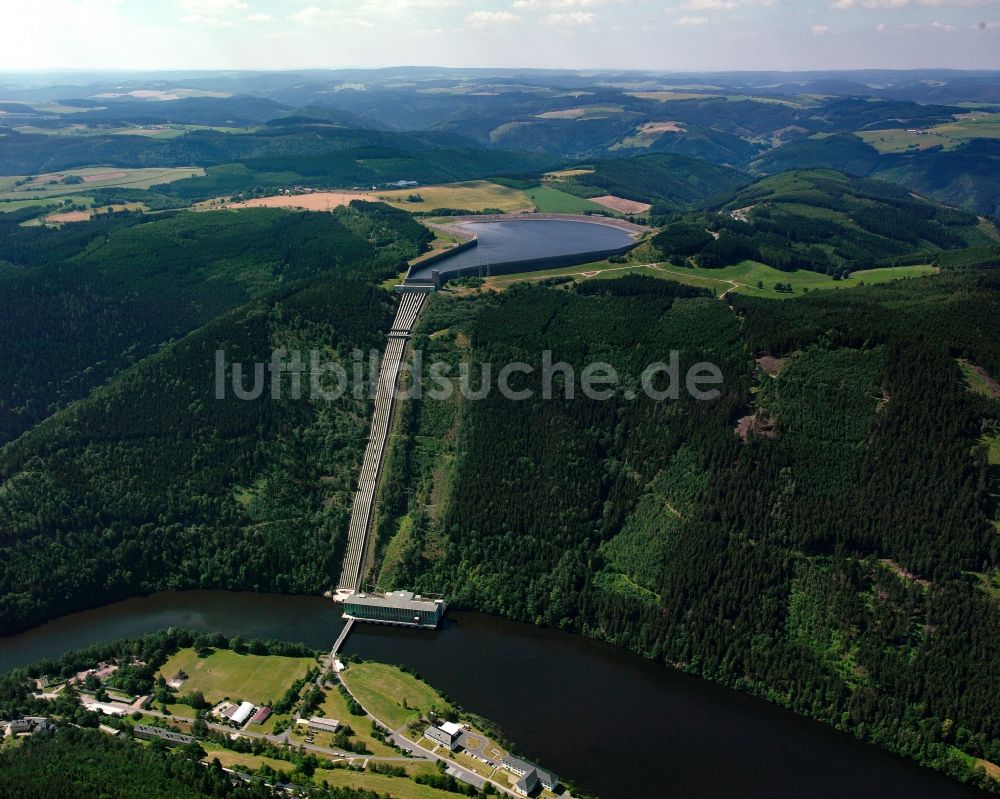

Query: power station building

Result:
[342,590,445,628]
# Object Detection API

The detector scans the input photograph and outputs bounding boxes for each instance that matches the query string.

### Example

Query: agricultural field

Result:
[535,105,625,119]
[35,203,148,225]
[157,647,315,705]
[217,180,533,215]
[858,129,958,154]
[483,259,936,299]
[620,261,937,298]
[524,185,606,214]
[374,180,532,213]
[340,661,453,730]
[860,113,1000,154]
[626,90,716,102]
[0,166,203,203]
[612,121,686,150]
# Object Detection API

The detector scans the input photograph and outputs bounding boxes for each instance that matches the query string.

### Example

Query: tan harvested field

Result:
[217,181,534,215]
[223,192,368,210]
[544,168,595,179]
[641,121,685,133]
[42,203,145,224]
[590,195,652,214]
[43,210,92,223]
[977,759,1000,782]
[536,105,623,120]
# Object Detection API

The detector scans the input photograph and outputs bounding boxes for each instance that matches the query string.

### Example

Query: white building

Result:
[295,716,341,734]
[229,701,255,726]
[83,701,127,717]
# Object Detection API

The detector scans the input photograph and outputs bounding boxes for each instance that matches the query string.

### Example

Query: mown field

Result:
[340,662,453,730]
[157,648,315,705]
[524,184,606,213]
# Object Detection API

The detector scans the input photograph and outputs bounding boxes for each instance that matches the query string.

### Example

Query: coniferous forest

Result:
[374,272,1000,793]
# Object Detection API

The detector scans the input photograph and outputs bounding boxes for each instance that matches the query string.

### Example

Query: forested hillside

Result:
[374,273,1000,792]
[649,170,992,274]
[534,154,750,212]
[0,204,428,445]
[0,202,432,634]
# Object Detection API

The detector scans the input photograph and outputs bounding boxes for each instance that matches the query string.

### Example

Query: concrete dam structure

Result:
[336,288,429,594]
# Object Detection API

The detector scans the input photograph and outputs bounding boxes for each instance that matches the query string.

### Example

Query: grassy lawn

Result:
[201,744,291,775]
[157,648,315,705]
[525,185,605,214]
[244,710,292,736]
[164,704,197,719]
[312,767,461,799]
[374,180,532,213]
[341,662,452,730]
[451,750,495,778]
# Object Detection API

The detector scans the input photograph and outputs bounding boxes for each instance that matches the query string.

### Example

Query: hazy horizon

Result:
[5,1,1000,73]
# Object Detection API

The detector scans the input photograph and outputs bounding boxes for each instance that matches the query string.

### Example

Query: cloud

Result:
[178,0,247,11]
[835,0,998,8]
[678,0,739,9]
[466,10,520,25]
[247,12,273,22]
[180,14,236,26]
[877,19,961,31]
[812,23,832,33]
[514,0,605,6]
[543,10,597,24]
[289,6,375,26]
[674,15,711,24]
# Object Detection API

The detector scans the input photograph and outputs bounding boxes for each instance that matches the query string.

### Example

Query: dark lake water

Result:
[407,219,636,281]
[0,590,985,799]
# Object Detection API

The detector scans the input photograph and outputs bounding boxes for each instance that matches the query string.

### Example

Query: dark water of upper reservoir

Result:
[0,591,986,799]
[406,219,636,281]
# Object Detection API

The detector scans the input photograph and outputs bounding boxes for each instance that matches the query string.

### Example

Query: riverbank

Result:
[0,590,989,799]
[1,629,570,799]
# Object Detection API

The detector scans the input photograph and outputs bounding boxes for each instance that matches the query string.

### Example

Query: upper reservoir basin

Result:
[406,217,640,282]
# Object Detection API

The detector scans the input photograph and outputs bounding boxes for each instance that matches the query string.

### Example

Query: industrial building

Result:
[423,720,462,750]
[501,754,559,797]
[297,717,341,734]
[342,590,445,628]
[134,724,193,747]
[249,706,272,725]
[228,701,255,727]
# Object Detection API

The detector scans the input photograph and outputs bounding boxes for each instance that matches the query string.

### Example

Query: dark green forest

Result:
[648,169,993,274]
[0,205,427,444]
[374,273,1000,793]
[0,202,429,633]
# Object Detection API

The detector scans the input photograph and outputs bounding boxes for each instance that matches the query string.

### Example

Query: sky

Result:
[3,0,1000,72]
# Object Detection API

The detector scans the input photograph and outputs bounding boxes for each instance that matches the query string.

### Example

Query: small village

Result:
[2,640,567,799]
